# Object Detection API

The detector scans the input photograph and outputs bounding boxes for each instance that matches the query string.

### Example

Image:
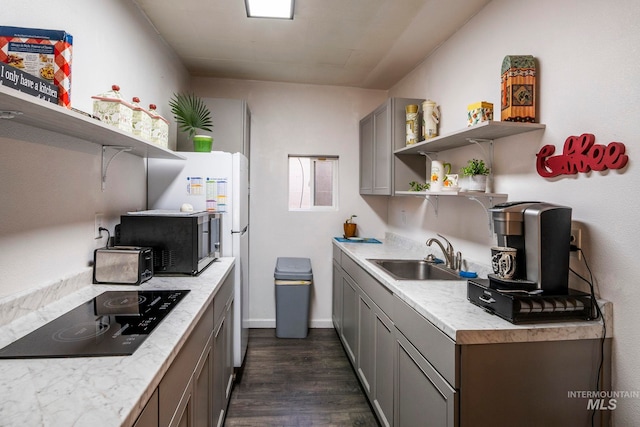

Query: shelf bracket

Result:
[466,195,498,233]
[466,138,494,168]
[102,145,133,191]
[425,194,439,216]
[418,151,437,162]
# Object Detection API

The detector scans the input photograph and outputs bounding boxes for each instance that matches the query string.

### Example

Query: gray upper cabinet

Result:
[359,113,374,194]
[178,98,251,160]
[359,98,425,196]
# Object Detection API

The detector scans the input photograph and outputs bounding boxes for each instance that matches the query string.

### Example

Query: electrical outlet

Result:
[570,226,582,260]
[94,213,104,240]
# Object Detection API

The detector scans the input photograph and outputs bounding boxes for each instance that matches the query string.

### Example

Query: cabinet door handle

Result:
[479,295,496,304]
[231,225,248,235]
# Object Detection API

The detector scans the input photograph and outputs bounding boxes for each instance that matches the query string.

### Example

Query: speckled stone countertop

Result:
[335,234,611,345]
[0,258,235,427]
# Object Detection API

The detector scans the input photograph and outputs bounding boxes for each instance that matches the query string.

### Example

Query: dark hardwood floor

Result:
[224,328,380,427]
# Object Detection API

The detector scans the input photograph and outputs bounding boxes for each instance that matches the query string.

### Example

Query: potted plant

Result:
[169,93,213,152]
[409,181,429,191]
[344,215,358,238]
[460,158,490,192]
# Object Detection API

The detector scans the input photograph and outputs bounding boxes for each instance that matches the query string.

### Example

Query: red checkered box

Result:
[0,26,73,107]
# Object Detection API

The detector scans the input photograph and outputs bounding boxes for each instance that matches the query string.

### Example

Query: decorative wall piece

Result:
[501,55,536,122]
[536,133,628,178]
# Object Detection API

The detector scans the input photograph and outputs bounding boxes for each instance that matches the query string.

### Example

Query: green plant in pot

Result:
[460,158,490,192]
[344,215,357,238]
[169,93,213,152]
[409,181,430,191]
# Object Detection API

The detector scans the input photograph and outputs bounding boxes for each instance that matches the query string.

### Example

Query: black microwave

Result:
[116,210,221,275]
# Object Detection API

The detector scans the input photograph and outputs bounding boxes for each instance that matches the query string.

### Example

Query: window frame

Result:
[288,155,339,212]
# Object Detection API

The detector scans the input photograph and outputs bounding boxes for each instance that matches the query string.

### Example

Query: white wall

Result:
[191,77,388,327]
[389,0,640,424]
[0,0,189,297]
[2,0,638,423]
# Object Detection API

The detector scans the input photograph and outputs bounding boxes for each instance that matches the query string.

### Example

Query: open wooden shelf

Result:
[0,85,184,160]
[394,120,545,155]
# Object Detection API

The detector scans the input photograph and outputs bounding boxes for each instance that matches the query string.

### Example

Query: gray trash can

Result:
[274,257,313,338]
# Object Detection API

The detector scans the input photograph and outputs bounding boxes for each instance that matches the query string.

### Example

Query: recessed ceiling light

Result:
[245,0,294,19]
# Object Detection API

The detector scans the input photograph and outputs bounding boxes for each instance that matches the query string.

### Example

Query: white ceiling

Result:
[133,0,491,89]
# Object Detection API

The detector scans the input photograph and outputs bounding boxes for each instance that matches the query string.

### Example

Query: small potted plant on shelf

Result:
[344,215,358,238]
[460,158,490,192]
[169,93,213,152]
[409,181,430,191]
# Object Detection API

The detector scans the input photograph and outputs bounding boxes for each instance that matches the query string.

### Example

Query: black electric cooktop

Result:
[0,290,190,359]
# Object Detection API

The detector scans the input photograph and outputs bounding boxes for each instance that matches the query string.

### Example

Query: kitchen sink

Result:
[367,259,460,281]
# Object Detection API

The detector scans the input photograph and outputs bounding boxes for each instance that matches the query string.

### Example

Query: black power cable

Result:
[98,227,111,248]
[569,247,606,427]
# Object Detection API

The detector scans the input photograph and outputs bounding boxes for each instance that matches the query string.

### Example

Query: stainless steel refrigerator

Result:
[147,151,249,368]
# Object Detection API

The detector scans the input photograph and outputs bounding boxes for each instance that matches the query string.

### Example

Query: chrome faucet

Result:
[426,234,459,270]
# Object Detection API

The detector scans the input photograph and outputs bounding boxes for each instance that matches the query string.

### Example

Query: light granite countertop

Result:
[0,257,235,427]
[334,234,611,345]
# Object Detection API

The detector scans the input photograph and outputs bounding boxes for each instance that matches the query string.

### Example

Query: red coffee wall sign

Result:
[536,133,628,178]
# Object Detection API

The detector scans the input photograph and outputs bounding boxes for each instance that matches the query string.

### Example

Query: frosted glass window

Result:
[288,156,338,211]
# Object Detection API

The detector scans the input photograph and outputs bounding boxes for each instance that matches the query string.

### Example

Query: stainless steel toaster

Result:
[93,246,153,285]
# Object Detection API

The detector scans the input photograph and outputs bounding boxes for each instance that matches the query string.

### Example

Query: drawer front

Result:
[341,253,393,316]
[393,295,457,387]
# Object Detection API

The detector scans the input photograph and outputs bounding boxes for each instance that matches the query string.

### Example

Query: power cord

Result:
[98,227,111,248]
[569,247,606,427]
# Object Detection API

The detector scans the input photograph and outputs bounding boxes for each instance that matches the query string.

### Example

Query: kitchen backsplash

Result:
[0,267,92,327]
[384,232,493,278]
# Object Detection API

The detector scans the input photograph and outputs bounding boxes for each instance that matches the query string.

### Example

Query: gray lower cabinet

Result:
[134,389,159,427]
[357,288,395,427]
[372,307,394,427]
[212,290,234,427]
[212,310,226,427]
[159,301,214,427]
[357,290,374,396]
[193,343,213,427]
[394,331,456,427]
[332,245,613,427]
[213,272,235,427]
[333,247,394,426]
[332,248,459,427]
[134,271,235,427]
[341,273,358,365]
[331,260,342,331]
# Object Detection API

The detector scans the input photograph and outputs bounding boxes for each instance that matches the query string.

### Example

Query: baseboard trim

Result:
[248,319,333,328]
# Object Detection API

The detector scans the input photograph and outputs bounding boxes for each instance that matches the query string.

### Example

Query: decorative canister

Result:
[131,97,152,141]
[467,101,494,127]
[148,104,169,148]
[91,85,133,133]
[422,99,440,139]
[501,55,536,122]
[405,104,420,145]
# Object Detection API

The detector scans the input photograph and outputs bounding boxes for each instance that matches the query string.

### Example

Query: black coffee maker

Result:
[489,201,572,294]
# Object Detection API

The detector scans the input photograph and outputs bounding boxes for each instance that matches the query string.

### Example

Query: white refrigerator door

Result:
[232,152,249,367]
[148,152,234,257]
[148,151,233,213]
[148,151,249,368]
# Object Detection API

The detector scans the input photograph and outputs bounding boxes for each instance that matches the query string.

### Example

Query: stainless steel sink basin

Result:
[367,259,460,281]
